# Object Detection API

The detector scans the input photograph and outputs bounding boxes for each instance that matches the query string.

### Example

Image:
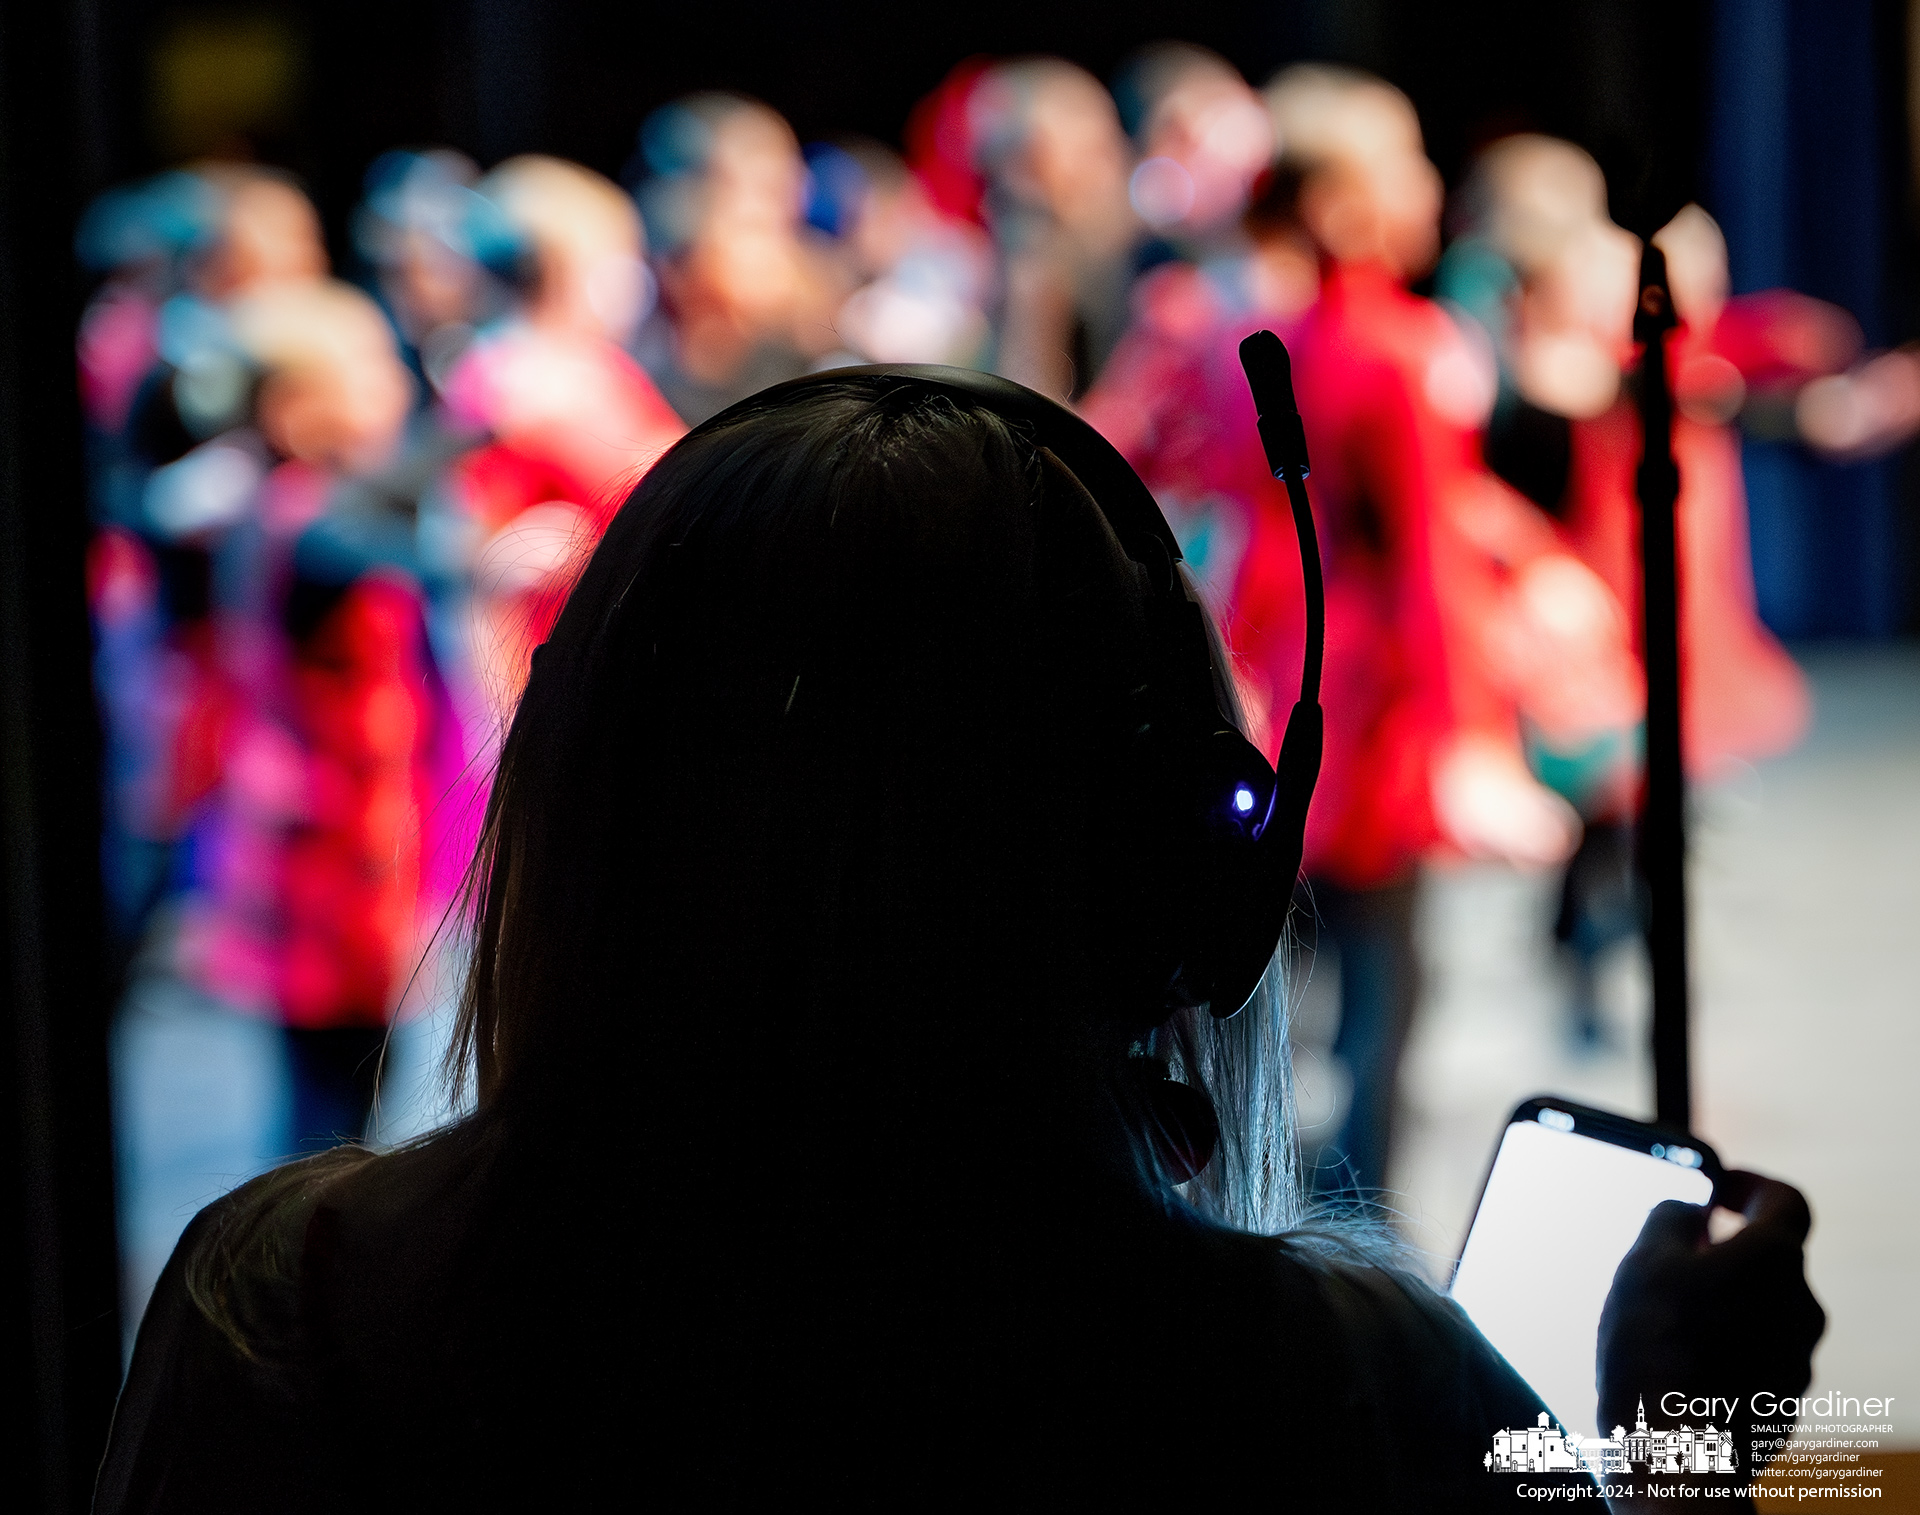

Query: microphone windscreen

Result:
[1239,329,1310,481]
[1238,329,1296,416]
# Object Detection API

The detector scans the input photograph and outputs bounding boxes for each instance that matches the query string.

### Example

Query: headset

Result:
[672,334,1322,1178]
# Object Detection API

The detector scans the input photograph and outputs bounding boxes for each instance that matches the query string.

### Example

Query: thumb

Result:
[1717,1169,1813,1246]
[1629,1198,1708,1260]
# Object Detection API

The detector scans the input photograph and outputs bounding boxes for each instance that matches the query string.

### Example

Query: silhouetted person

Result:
[96,373,1820,1511]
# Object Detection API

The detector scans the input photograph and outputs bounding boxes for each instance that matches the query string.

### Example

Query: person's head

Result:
[638,94,810,253]
[1114,44,1272,239]
[1456,135,1641,417]
[480,155,650,344]
[356,149,523,353]
[190,165,328,300]
[1263,64,1441,281]
[1453,133,1611,278]
[230,279,412,471]
[453,376,1296,1231]
[970,59,1136,242]
[636,94,833,356]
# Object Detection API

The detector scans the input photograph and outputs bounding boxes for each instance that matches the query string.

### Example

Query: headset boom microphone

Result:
[1237,329,1325,901]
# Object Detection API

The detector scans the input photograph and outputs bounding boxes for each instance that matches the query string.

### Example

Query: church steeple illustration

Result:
[1636,1398,1649,1435]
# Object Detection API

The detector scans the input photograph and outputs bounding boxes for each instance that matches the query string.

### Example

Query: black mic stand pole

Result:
[1634,245,1691,1133]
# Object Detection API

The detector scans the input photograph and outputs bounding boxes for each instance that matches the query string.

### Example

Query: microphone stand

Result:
[1634,245,1691,1133]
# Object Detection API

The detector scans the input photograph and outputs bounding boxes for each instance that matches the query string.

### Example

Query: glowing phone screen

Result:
[1450,1113,1714,1441]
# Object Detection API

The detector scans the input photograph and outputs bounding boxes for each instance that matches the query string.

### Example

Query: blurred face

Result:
[484,157,650,344]
[258,341,411,473]
[685,225,804,327]
[663,109,810,325]
[204,179,326,298]
[704,110,808,238]
[1019,80,1133,235]
[388,230,484,338]
[534,230,646,344]
[1135,72,1273,234]
[1298,97,1442,280]
[1513,218,1642,418]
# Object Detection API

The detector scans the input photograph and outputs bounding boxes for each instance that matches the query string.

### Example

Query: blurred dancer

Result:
[77,171,223,939]
[443,155,684,730]
[802,138,993,368]
[164,279,438,1149]
[1082,50,1313,623]
[1437,140,1902,1040]
[1435,139,1650,1045]
[80,167,333,949]
[969,58,1141,399]
[1442,140,1826,781]
[632,94,847,423]
[1270,70,1602,1194]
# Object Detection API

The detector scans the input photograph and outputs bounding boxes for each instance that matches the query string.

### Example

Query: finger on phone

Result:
[1631,1197,1708,1257]
[1717,1170,1813,1245]
[1706,1207,1746,1243]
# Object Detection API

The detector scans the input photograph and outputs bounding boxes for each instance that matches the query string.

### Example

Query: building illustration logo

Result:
[1487,1399,1737,1477]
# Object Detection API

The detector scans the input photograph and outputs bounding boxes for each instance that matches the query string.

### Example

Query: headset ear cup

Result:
[1265,698,1323,902]
[1100,715,1302,1031]
[1193,699,1322,1022]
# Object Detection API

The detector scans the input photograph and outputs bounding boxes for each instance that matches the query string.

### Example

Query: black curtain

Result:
[0,1,125,1510]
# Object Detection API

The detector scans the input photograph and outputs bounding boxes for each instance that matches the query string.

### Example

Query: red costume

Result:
[1091,261,1571,888]
[179,463,449,1030]
[443,325,685,710]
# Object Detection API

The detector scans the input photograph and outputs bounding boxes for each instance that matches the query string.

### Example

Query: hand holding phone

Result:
[1597,1170,1826,1477]
[1451,1098,1721,1442]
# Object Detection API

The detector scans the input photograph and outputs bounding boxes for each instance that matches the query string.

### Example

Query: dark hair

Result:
[179,374,1306,1385]
[449,376,1301,1229]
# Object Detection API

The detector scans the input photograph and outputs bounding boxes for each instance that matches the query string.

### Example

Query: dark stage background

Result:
[85,2,1718,249]
[71,0,1920,635]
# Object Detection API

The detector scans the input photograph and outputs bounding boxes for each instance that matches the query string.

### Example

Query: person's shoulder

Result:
[127,1124,493,1386]
[179,1144,383,1347]
[1196,1223,1571,1506]
[292,1119,512,1356]
[1262,1226,1535,1396]
[95,1146,383,1513]
[1209,1222,1473,1353]
[97,1125,510,1513]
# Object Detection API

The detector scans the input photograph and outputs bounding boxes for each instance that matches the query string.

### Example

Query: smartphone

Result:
[1449,1096,1723,1443]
